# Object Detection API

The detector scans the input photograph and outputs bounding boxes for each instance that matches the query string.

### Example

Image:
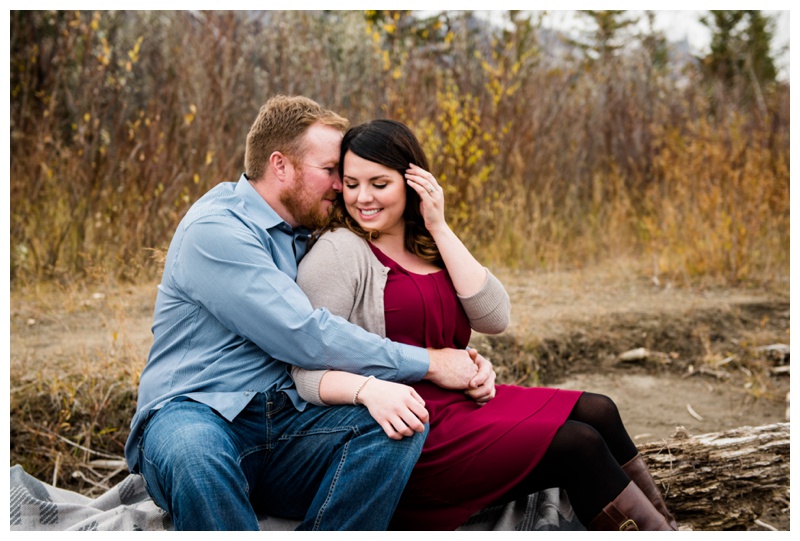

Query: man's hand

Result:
[464,348,496,405]
[424,348,479,390]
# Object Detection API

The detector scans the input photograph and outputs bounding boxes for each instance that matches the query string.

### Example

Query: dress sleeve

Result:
[458,268,511,334]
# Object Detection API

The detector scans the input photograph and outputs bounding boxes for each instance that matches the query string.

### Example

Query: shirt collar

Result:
[234,174,311,239]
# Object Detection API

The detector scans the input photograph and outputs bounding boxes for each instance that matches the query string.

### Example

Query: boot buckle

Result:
[619,519,639,531]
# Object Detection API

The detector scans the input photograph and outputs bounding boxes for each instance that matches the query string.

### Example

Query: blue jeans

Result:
[137,392,427,530]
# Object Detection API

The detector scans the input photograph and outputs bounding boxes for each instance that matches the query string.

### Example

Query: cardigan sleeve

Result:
[458,268,511,334]
[293,231,363,406]
[291,365,328,406]
[296,235,361,319]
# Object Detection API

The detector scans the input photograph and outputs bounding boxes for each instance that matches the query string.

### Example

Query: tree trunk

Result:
[637,422,789,530]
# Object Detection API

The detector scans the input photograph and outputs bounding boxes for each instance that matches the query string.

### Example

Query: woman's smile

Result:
[343,151,407,237]
[358,208,382,218]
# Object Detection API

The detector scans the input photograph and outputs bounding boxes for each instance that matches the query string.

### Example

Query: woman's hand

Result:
[405,164,447,233]
[356,378,430,440]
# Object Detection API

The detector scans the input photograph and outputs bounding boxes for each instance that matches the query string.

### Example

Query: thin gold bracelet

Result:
[353,375,375,406]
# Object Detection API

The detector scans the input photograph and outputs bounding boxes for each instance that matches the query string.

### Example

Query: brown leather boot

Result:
[622,453,679,530]
[589,481,675,531]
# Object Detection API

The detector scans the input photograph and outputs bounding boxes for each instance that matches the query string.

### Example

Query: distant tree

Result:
[742,11,778,85]
[699,10,778,88]
[568,10,640,178]
[573,10,639,61]
[639,10,669,72]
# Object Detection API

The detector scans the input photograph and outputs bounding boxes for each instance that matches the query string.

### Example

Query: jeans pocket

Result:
[266,390,289,416]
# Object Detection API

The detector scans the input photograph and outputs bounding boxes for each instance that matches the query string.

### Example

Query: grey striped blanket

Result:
[10,464,583,531]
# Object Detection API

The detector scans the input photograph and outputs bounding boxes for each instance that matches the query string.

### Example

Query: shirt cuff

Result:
[395,343,430,383]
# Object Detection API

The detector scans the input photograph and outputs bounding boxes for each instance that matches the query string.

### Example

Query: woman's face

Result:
[342,150,407,237]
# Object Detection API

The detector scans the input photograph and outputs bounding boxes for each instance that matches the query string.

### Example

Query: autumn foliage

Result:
[10,10,789,286]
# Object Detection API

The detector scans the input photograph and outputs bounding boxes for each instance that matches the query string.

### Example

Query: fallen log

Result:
[637,422,790,531]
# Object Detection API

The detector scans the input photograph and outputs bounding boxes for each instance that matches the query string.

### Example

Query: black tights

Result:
[501,392,639,525]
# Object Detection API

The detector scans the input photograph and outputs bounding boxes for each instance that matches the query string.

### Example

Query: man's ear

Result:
[269,151,291,182]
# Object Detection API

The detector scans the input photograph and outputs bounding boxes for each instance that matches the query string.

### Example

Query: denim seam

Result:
[138,412,167,506]
[237,445,270,466]
[312,438,349,530]
[139,450,166,510]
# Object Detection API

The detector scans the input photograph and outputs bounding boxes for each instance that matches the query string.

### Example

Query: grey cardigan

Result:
[293,227,511,405]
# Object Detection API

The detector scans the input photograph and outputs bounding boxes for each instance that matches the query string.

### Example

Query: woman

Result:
[294,120,677,531]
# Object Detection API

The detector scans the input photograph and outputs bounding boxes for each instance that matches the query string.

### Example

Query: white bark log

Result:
[637,422,789,530]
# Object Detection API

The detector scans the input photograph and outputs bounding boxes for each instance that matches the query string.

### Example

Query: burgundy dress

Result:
[368,244,583,530]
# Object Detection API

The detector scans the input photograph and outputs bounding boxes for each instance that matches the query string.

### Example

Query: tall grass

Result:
[10,10,789,286]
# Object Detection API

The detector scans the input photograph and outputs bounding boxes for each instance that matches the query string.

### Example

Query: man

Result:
[125,95,493,530]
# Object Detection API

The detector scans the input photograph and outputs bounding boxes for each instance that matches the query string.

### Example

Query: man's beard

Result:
[279,173,335,230]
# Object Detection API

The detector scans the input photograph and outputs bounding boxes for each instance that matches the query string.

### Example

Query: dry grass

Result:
[10,281,153,494]
[9,10,789,287]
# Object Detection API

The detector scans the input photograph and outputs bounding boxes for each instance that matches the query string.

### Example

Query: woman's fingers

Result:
[405,400,429,430]
[380,421,403,440]
[405,164,446,231]
[389,398,428,436]
[405,175,439,199]
[383,409,425,440]
[405,164,442,196]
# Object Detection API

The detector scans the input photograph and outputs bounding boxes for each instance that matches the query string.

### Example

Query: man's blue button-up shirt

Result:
[125,175,430,470]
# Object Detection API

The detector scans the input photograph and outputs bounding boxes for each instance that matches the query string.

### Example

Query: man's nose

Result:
[331,172,342,192]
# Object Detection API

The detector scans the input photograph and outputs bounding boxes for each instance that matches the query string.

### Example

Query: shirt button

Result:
[244,392,250,397]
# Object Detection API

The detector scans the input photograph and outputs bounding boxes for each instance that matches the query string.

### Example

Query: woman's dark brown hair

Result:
[313,119,443,266]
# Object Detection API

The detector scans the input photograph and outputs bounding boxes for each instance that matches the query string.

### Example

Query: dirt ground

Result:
[487,264,790,444]
[9,261,790,529]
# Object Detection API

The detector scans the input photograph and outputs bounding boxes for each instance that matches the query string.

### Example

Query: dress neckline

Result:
[368,242,444,277]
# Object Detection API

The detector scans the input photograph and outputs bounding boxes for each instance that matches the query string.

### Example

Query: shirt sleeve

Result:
[170,216,429,383]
